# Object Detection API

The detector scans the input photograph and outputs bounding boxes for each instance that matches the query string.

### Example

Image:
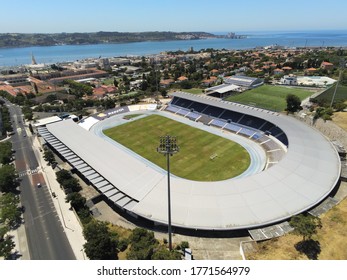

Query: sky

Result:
[1,0,347,34]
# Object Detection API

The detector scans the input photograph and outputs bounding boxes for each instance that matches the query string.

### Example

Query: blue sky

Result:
[2,0,346,33]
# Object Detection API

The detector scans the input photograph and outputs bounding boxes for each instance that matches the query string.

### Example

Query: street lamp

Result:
[157,135,179,251]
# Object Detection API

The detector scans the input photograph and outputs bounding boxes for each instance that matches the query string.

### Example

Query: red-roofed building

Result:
[282,66,292,73]
[177,76,188,82]
[201,76,217,86]
[320,61,334,71]
[306,67,317,74]
[273,68,284,75]
[160,79,175,88]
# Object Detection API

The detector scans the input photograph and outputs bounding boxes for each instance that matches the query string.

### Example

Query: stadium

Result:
[37,91,341,232]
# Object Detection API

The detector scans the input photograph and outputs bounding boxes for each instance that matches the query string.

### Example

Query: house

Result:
[306,67,317,74]
[320,61,334,71]
[177,76,188,82]
[282,66,292,73]
[160,79,175,88]
[210,69,219,75]
[273,68,284,75]
[92,85,117,99]
[201,76,218,87]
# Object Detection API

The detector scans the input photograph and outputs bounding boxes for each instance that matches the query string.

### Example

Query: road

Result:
[4,99,75,260]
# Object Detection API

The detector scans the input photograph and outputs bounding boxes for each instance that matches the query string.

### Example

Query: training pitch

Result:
[103,114,250,181]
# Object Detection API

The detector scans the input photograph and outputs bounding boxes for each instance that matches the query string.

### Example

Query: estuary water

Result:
[1,30,347,67]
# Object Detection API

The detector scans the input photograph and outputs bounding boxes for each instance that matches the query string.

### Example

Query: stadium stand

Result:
[187,101,208,112]
[166,94,289,146]
[165,105,180,114]
[198,115,213,125]
[186,111,201,121]
[219,110,244,123]
[202,105,224,117]
[224,123,242,133]
[210,119,227,128]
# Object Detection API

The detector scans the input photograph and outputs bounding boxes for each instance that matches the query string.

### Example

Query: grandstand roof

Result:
[205,83,240,94]
[45,94,341,230]
[224,75,263,87]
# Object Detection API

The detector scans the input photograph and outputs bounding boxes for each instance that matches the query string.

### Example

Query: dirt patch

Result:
[332,112,347,131]
[246,198,347,260]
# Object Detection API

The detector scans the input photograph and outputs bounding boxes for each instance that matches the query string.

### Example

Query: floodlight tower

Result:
[157,135,179,251]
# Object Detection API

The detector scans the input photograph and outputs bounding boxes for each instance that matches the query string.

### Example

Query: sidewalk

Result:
[18,132,87,260]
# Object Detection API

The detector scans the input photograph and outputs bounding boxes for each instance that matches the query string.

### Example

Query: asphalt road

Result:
[4,99,75,260]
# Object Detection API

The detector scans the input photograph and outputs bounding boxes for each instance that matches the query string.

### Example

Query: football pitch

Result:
[225,85,313,111]
[103,114,250,181]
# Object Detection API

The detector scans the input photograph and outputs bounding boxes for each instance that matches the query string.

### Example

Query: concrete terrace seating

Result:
[239,127,256,138]
[172,107,190,116]
[224,123,241,133]
[198,115,213,125]
[186,111,201,121]
[165,105,180,114]
[211,119,227,128]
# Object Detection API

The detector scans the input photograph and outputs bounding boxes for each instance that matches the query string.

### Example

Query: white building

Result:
[280,75,298,85]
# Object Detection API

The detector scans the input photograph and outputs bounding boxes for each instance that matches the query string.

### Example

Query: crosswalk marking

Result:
[18,168,41,177]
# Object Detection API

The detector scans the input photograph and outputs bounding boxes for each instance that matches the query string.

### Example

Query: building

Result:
[296,76,336,87]
[320,61,334,71]
[280,75,298,85]
[205,83,241,98]
[273,68,284,75]
[305,67,317,74]
[224,75,263,89]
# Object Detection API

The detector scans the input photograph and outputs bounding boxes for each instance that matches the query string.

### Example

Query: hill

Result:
[0,31,218,48]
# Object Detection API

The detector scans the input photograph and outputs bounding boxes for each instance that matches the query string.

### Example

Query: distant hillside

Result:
[0,31,221,47]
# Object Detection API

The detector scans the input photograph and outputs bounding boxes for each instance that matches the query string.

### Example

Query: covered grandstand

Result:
[224,75,263,89]
[39,93,341,231]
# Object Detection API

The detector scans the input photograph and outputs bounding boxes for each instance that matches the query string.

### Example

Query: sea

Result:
[1,30,347,67]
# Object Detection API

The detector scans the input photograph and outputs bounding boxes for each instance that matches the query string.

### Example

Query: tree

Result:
[56,169,72,184]
[126,228,158,260]
[0,165,18,193]
[43,148,56,165]
[0,141,13,165]
[83,220,118,260]
[286,94,302,113]
[152,246,181,260]
[289,214,322,241]
[65,192,86,211]
[56,169,81,192]
[289,214,322,259]
[0,234,15,259]
[62,177,81,193]
[0,193,21,228]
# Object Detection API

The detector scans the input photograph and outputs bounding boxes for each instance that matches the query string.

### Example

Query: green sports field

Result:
[103,114,250,181]
[225,85,313,111]
[315,84,347,104]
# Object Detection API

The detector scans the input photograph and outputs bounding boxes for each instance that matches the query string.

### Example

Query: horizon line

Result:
[1,28,347,35]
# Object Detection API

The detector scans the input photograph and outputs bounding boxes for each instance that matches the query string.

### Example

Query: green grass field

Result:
[225,85,313,111]
[182,88,205,94]
[315,84,347,104]
[103,115,250,181]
